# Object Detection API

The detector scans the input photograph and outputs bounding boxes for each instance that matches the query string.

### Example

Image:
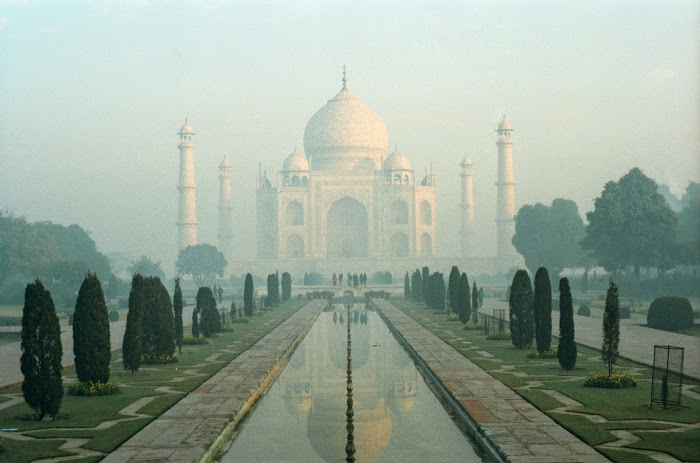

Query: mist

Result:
[0,0,697,276]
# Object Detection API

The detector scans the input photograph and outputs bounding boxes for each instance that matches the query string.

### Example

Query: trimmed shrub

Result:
[197,286,221,337]
[533,267,552,353]
[68,380,120,396]
[557,278,577,370]
[73,273,111,384]
[509,270,534,349]
[526,350,557,359]
[583,371,637,389]
[122,274,144,374]
[577,305,591,316]
[619,305,631,320]
[108,310,119,322]
[647,297,694,331]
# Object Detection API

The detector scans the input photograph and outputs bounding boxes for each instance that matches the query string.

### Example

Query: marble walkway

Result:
[373,299,608,463]
[103,299,325,463]
[478,299,699,380]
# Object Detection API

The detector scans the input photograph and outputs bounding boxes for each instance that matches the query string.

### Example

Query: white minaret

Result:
[460,156,475,257]
[495,116,516,258]
[218,157,233,260]
[177,119,198,250]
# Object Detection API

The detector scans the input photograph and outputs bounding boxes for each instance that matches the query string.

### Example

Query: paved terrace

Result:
[478,299,700,380]
[103,299,325,463]
[373,299,608,463]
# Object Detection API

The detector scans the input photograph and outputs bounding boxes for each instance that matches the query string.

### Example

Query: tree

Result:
[191,307,200,337]
[173,278,183,353]
[243,273,254,317]
[73,273,110,383]
[266,273,280,307]
[512,199,591,279]
[128,255,165,281]
[448,266,460,314]
[533,267,552,353]
[602,279,620,377]
[197,286,221,337]
[426,272,445,311]
[581,168,678,278]
[21,279,63,420]
[421,266,430,303]
[411,269,422,301]
[458,273,471,323]
[676,182,700,264]
[175,244,227,287]
[122,274,144,374]
[471,281,479,311]
[141,277,175,358]
[509,270,534,349]
[557,277,577,370]
[281,272,292,302]
[404,272,410,298]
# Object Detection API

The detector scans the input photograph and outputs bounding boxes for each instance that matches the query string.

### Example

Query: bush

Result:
[577,304,590,316]
[619,305,631,320]
[647,297,694,331]
[108,310,119,322]
[142,353,179,364]
[486,332,511,341]
[118,298,129,308]
[68,380,120,396]
[583,371,637,389]
[182,335,209,345]
[526,349,558,359]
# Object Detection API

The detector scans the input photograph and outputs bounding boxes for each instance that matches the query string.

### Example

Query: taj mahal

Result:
[176,70,521,276]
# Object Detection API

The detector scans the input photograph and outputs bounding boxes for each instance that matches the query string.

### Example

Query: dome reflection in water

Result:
[220,307,484,462]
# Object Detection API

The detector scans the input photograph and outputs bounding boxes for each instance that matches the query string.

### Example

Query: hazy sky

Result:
[1,0,697,275]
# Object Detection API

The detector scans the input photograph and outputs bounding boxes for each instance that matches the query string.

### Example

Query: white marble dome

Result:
[384,149,411,170]
[498,116,512,131]
[282,149,309,171]
[303,79,388,171]
[179,120,195,134]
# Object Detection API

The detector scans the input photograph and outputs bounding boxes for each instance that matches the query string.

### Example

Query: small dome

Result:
[283,149,309,171]
[384,149,411,170]
[460,156,472,166]
[179,119,195,135]
[219,158,231,168]
[498,116,512,131]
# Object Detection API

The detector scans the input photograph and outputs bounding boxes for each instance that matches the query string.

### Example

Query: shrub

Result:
[68,380,120,396]
[526,349,557,359]
[141,277,175,359]
[142,353,179,364]
[197,287,221,337]
[583,371,637,389]
[486,332,511,341]
[534,267,552,353]
[73,273,111,384]
[557,278,577,370]
[577,304,591,316]
[647,297,693,331]
[182,335,209,345]
[122,275,144,375]
[509,270,534,349]
[619,305,631,320]
[108,310,119,322]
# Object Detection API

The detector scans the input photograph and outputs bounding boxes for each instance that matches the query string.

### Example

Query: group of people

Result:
[332,310,368,325]
[211,284,224,304]
[331,272,367,287]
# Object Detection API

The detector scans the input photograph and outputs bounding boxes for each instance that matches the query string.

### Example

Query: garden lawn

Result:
[390,298,700,463]
[0,299,308,461]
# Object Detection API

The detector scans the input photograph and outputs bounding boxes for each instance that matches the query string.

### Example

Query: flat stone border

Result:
[103,299,325,463]
[373,299,609,463]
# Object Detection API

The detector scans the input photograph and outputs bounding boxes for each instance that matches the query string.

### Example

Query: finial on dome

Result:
[342,65,347,89]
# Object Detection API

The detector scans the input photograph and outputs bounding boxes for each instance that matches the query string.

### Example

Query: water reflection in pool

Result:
[220,305,484,462]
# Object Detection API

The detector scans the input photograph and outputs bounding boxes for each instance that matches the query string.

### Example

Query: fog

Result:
[0,0,697,276]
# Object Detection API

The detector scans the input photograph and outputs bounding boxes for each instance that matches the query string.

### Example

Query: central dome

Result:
[303,77,388,171]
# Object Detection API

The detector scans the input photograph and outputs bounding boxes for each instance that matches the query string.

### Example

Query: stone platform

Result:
[103,299,325,463]
[373,299,608,463]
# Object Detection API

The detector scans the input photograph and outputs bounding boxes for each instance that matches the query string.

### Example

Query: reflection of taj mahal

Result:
[256,71,437,262]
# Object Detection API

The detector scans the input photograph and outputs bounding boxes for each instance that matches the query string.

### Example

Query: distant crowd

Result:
[331,272,367,287]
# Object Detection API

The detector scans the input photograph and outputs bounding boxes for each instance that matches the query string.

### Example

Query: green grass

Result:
[0,299,308,460]
[389,298,700,463]
[597,448,660,463]
[628,427,700,461]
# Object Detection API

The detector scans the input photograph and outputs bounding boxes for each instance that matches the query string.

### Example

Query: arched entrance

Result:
[326,197,368,258]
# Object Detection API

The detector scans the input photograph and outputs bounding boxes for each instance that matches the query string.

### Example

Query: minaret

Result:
[218,157,233,260]
[177,119,198,250]
[460,156,475,258]
[495,116,516,258]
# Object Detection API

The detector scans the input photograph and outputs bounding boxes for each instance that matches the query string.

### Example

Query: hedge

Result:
[647,297,694,331]
[577,305,590,317]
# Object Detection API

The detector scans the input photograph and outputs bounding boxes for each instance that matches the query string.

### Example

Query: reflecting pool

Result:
[220,305,485,462]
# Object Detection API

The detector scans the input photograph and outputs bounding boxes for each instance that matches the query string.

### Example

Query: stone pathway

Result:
[373,299,608,463]
[478,299,700,380]
[0,307,194,389]
[103,299,325,462]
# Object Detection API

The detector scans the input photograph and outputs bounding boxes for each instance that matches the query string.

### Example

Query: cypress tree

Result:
[21,280,63,420]
[244,273,254,316]
[281,272,292,302]
[73,273,110,383]
[198,286,221,337]
[122,274,144,374]
[404,272,410,298]
[142,277,175,358]
[191,307,200,337]
[173,278,183,353]
[448,266,460,314]
[428,272,445,311]
[509,270,534,349]
[472,281,479,311]
[557,277,577,370]
[602,279,620,377]
[533,267,552,353]
[458,273,471,323]
[412,269,422,300]
[421,266,430,303]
